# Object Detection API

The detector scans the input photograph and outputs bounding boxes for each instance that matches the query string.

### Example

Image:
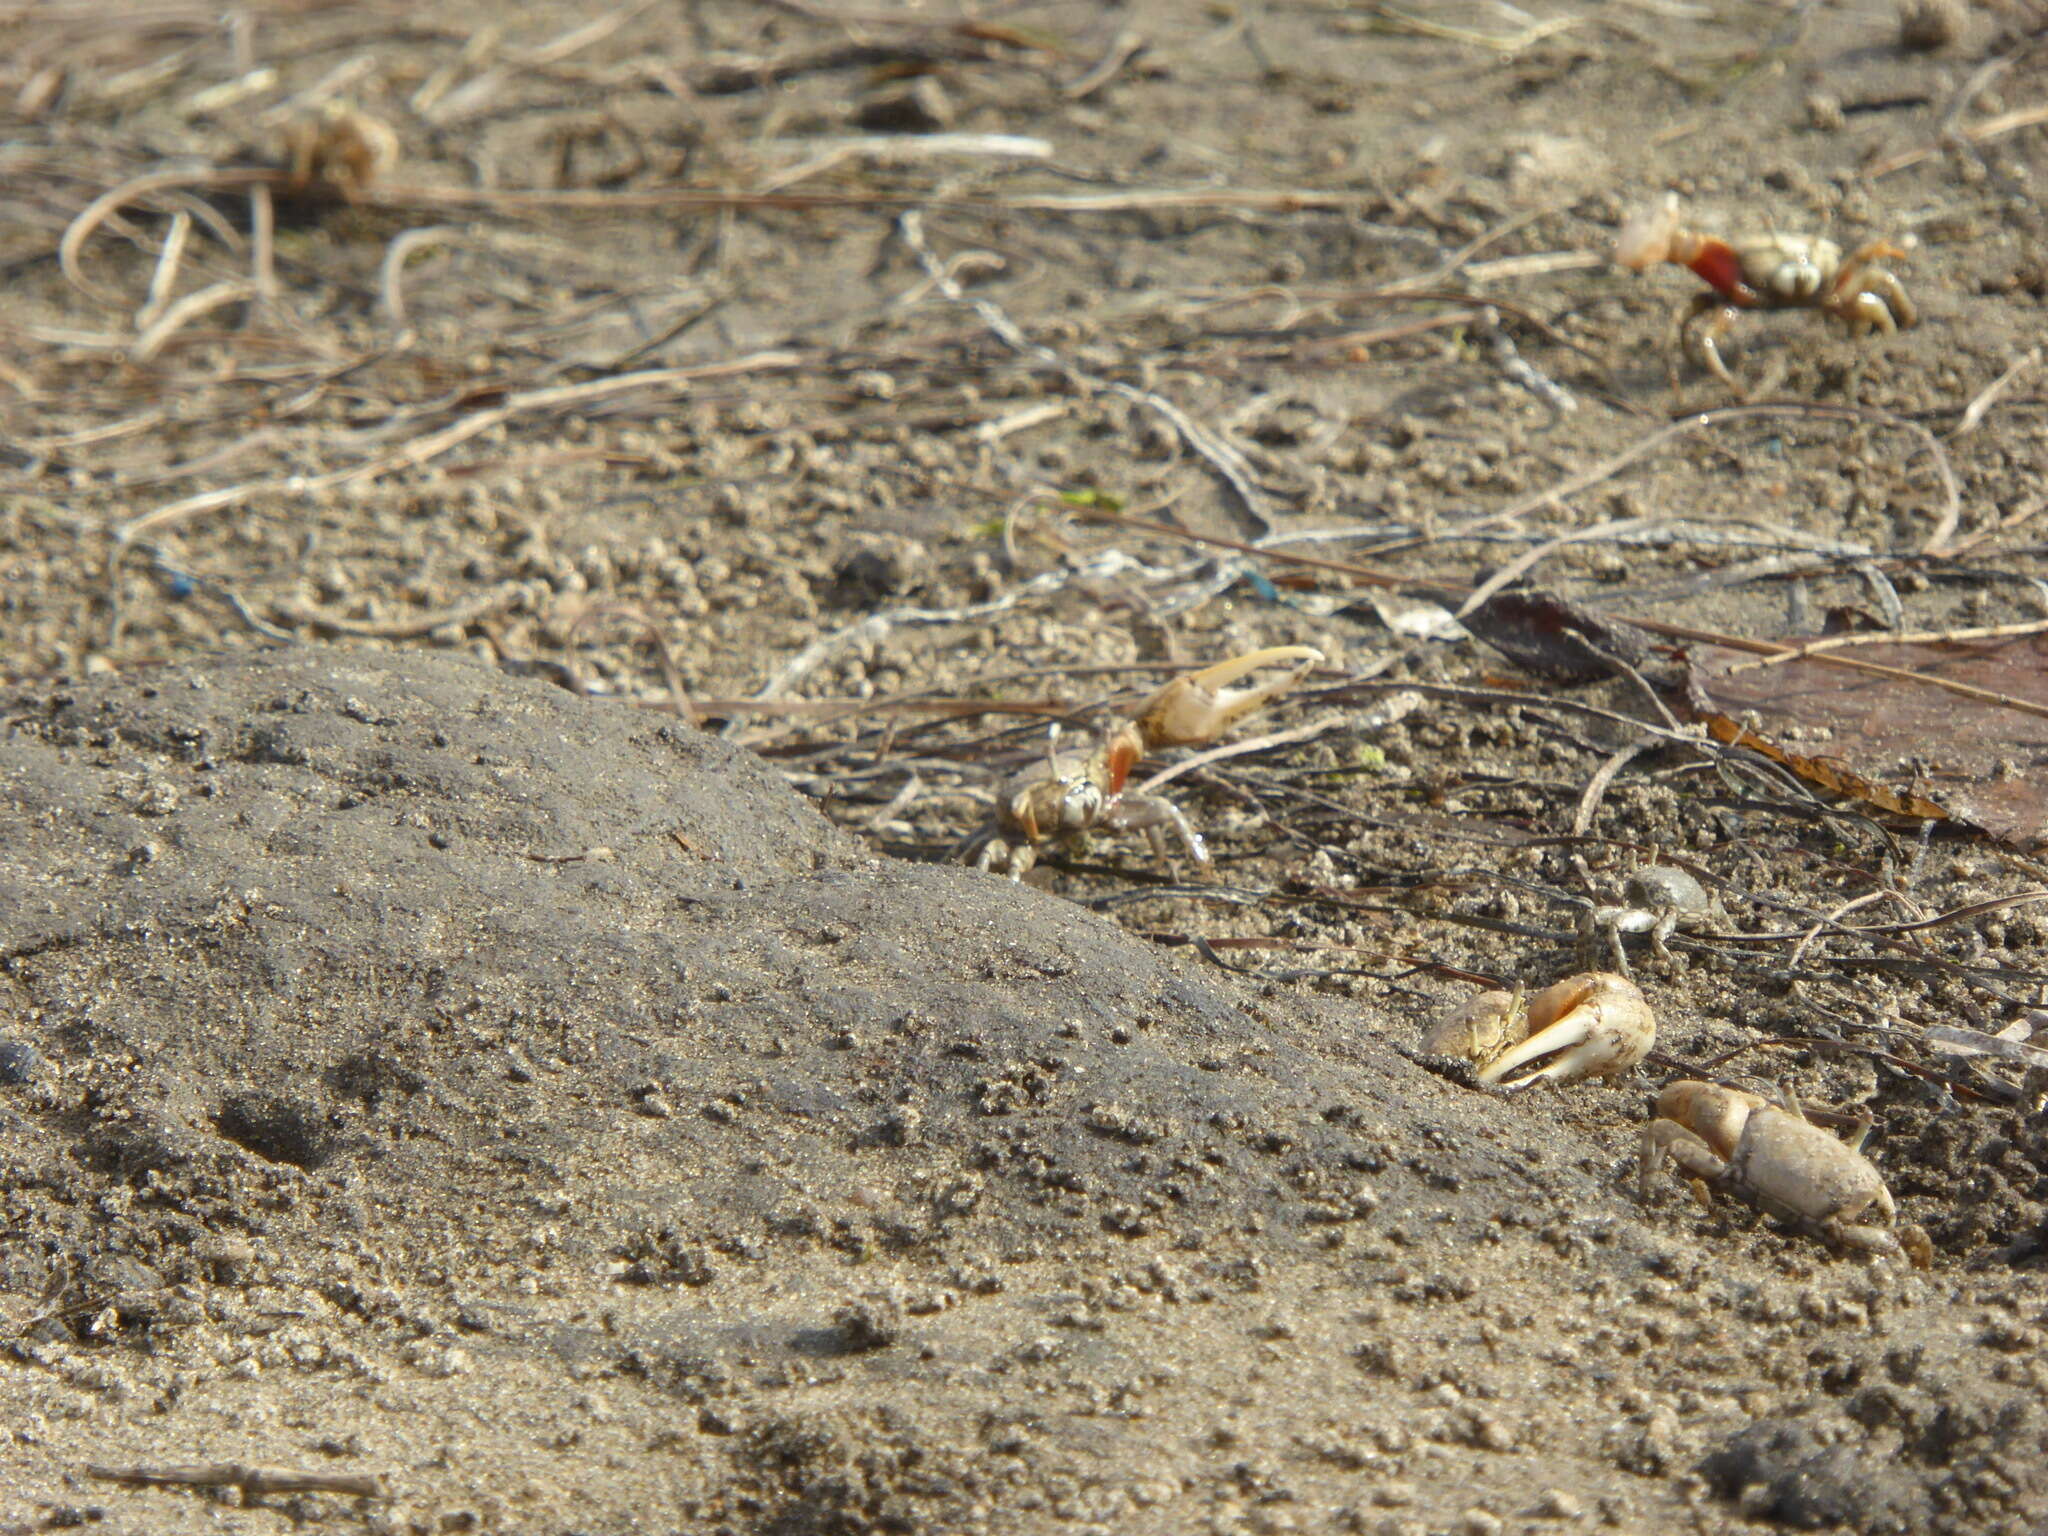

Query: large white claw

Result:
[1134,646,1323,752]
[1473,971,1656,1089]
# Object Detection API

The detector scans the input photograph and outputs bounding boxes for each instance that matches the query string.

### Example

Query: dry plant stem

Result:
[1715,615,2048,674]
[1328,679,1709,757]
[683,698,1071,722]
[1739,890,2048,944]
[1937,54,2014,139]
[114,352,804,544]
[274,584,525,639]
[134,209,191,331]
[248,183,276,310]
[759,134,1051,193]
[1953,347,2040,436]
[1362,403,1960,559]
[1384,207,1561,292]
[1868,98,2048,177]
[566,601,699,723]
[1925,1024,2048,1070]
[61,166,275,306]
[1573,742,1653,837]
[378,226,463,330]
[1685,629,2048,725]
[1064,28,1146,99]
[738,548,1223,729]
[510,0,660,65]
[22,413,168,455]
[1084,512,1436,595]
[1365,3,1579,52]
[85,1462,383,1499]
[1095,512,2048,727]
[130,281,255,363]
[1132,719,1341,797]
[1787,889,1893,968]
[896,209,1276,533]
[370,183,1380,216]
[1453,515,1662,620]
[1477,305,1577,414]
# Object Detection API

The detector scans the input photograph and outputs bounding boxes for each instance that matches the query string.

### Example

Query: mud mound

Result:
[0,648,2037,1534]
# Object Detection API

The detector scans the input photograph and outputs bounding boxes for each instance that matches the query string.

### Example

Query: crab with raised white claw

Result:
[959,645,1323,880]
[1639,1080,1932,1266]
[1422,971,1657,1089]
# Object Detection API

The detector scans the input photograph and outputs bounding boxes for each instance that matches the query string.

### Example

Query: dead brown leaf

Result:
[1688,634,2048,846]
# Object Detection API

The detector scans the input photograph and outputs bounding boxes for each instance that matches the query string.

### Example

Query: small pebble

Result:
[0,1041,43,1085]
[1536,1488,1585,1520]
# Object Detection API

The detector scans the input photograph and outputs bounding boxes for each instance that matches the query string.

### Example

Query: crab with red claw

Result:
[1613,192,1917,398]
[958,645,1322,880]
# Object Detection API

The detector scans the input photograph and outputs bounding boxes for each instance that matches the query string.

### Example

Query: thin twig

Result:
[60,166,273,306]
[365,183,1383,216]
[1477,304,1576,413]
[1714,616,2048,674]
[378,226,462,330]
[1924,1023,2048,1069]
[740,548,1219,725]
[1363,4,1580,52]
[1868,98,2048,178]
[896,209,1276,533]
[274,584,526,638]
[114,352,804,543]
[134,209,191,332]
[248,182,276,312]
[1786,889,1893,969]
[1953,347,2040,437]
[85,1462,384,1499]
[1454,515,1660,619]
[1133,718,1341,796]
[566,601,699,724]
[1359,403,1961,559]
[1573,742,1652,837]
[130,281,255,363]
[1063,28,1146,99]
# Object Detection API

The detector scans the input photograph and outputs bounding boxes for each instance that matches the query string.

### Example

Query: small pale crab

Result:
[1421,971,1657,1090]
[1613,192,1917,396]
[958,645,1322,880]
[1640,1080,1932,1266]
[281,103,400,201]
[1577,865,1715,975]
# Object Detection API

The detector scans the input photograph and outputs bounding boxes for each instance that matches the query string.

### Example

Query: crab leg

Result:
[1638,1118,1727,1204]
[1134,645,1323,751]
[1473,972,1656,1088]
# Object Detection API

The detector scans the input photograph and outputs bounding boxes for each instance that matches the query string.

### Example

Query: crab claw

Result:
[1612,191,1682,273]
[1134,645,1323,752]
[1473,971,1656,1089]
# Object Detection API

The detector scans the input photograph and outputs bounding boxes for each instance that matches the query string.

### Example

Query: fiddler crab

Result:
[1613,192,1917,396]
[1577,865,1715,975]
[1422,971,1656,1090]
[1640,1081,1932,1266]
[281,103,400,201]
[958,645,1322,880]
